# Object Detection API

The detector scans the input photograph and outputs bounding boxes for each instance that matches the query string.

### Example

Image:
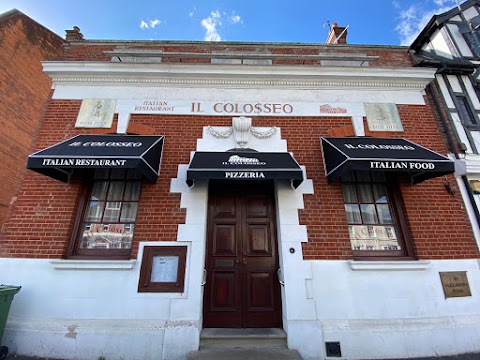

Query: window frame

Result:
[66,171,142,260]
[462,29,480,57]
[341,171,415,260]
[455,93,479,128]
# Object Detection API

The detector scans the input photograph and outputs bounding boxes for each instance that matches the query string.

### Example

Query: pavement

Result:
[5,352,480,360]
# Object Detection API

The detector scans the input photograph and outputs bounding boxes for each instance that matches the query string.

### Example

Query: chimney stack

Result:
[326,23,348,44]
[65,26,83,41]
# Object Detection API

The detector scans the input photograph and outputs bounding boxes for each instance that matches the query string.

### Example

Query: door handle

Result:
[277,268,285,286]
[242,258,247,265]
[201,269,207,286]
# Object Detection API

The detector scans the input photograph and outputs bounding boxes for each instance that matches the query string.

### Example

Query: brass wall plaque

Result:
[439,271,471,298]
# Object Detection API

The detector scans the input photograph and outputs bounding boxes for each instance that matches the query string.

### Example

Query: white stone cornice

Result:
[42,61,436,91]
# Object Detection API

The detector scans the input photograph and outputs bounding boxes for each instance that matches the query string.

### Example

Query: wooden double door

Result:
[203,180,282,328]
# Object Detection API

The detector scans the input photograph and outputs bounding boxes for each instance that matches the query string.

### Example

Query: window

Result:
[456,95,478,126]
[68,169,142,259]
[341,171,413,259]
[463,30,480,57]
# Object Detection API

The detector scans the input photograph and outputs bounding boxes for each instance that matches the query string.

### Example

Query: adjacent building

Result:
[1,15,480,360]
[0,9,64,230]
[411,0,480,255]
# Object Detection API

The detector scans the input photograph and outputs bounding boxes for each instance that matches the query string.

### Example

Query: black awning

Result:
[186,150,304,188]
[321,137,454,184]
[27,134,164,183]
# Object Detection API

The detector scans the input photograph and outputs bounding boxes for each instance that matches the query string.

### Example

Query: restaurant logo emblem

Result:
[319,104,347,114]
[224,155,266,165]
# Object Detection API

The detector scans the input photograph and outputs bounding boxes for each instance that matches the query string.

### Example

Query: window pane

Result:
[376,226,401,250]
[457,96,476,125]
[124,181,141,201]
[357,184,373,203]
[373,184,388,203]
[377,204,393,224]
[91,181,108,200]
[86,201,105,222]
[104,201,121,222]
[121,203,138,222]
[360,204,378,224]
[349,225,401,251]
[464,32,480,57]
[107,182,125,201]
[79,223,134,249]
[342,184,357,203]
[345,204,362,224]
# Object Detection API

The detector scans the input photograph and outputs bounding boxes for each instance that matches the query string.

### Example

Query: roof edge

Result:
[65,38,408,50]
[0,8,63,42]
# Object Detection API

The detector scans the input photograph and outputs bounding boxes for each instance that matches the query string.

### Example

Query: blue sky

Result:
[0,0,462,46]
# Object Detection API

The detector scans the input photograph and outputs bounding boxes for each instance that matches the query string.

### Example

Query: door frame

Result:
[202,180,283,328]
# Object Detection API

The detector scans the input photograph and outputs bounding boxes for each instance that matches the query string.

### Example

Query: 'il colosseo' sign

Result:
[68,140,143,148]
[223,155,266,179]
[123,100,364,117]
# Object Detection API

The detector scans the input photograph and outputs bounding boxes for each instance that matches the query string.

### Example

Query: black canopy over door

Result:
[187,150,304,188]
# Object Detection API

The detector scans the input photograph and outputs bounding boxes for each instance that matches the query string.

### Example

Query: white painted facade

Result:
[2,57,480,360]
[4,257,480,359]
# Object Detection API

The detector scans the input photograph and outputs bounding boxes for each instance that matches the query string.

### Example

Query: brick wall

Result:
[0,12,64,231]
[63,42,413,67]
[1,96,477,260]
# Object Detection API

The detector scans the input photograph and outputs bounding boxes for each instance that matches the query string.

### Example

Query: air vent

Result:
[325,341,342,357]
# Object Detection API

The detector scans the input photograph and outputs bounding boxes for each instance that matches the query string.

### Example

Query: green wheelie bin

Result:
[0,285,21,360]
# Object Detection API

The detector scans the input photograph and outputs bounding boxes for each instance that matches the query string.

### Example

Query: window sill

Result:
[348,260,430,271]
[49,259,136,270]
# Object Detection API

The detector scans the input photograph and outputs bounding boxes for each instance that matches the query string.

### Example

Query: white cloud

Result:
[433,0,456,6]
[189,7,197,18]
[139,19,161,30]
[394,1,457,45]
[229,14,243,25]
[150,19,161,28]
[201,10,222,41]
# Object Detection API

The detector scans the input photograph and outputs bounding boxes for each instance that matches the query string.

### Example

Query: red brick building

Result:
[1,23,479,360]
[0,10,64,231]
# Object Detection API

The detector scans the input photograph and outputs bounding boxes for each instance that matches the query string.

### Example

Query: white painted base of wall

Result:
[1,257,201,360]
[2,258,480,360]
[4,317,199,360]
[289,259,480,360]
